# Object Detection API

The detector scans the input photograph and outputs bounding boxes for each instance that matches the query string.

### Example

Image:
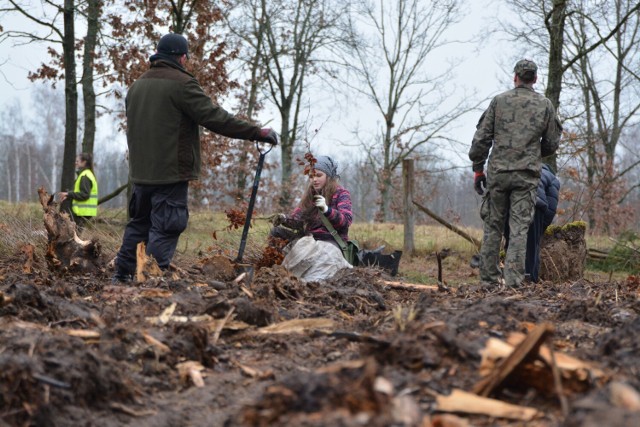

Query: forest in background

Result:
[1,0,639,234]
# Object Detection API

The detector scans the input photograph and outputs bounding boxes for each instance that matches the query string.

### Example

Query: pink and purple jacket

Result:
[291,186,353,242]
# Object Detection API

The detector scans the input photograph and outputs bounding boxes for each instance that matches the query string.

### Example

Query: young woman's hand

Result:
[272,213,287,226]
[313,195,328,213]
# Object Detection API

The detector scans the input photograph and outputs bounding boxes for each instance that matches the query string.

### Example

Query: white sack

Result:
[282,236,352,282]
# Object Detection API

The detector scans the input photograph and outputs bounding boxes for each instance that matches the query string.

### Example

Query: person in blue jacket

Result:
[525,163,560,282]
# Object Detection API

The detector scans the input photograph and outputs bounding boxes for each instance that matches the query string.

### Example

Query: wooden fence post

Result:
[403,159,415,256]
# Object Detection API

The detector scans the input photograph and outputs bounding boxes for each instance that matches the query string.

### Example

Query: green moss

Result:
[545,220,587,236]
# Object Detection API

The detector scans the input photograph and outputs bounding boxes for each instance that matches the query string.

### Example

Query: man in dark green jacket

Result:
[114,33,278,283]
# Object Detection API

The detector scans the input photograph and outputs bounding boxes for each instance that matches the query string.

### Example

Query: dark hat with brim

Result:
[157,33,189,58]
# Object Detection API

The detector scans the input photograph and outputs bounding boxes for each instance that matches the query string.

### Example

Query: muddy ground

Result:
[1,247,639,427]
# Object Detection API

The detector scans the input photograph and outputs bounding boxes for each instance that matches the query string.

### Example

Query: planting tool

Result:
[234,141,274,281]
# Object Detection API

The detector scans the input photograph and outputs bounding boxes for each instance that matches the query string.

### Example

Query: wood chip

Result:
[142,332,171,354]
[435,388,541,421]
[65,329,101,339]
[139,289,173,298]
[506,332,604,379]
[610,381,640,411]
[232,360,275,380]
[474,323,554,397]
[257,318,336,334]
[176,361,205,388]
[383,280,438,291]
[158,302,177,325]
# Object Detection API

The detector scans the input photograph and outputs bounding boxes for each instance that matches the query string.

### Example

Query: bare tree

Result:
[500,0,640,170]
[222,0,270,202]
[560,0,640,232]
[3,0,79,196]
[80,0,101,155]
[255,0,349,208]
[343,0,479,221]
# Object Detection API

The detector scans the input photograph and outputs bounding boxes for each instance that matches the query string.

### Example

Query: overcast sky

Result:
[0,0,529,169]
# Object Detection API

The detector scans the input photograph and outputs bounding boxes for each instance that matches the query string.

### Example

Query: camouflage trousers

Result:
[479,170,537,287]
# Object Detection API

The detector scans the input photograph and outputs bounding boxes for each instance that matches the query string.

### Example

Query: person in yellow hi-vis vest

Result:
[59,153,98,231]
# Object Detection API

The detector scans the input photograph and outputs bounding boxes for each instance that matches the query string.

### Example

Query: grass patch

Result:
[587,231,640,275]
[1,202,636,284]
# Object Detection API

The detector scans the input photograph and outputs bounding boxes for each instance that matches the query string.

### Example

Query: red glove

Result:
[474,171,486,195]
[257,128,278,145]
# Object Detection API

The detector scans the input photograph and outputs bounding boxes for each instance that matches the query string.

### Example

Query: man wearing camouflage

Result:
[469,59,562,287]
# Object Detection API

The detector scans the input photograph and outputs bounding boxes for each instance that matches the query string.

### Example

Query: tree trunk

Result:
[61,0,78,196]
[543,0,568,172]
[279,116,293,209]
[81,0,99,155]
[13,138,20,202]
[402,159,415,256]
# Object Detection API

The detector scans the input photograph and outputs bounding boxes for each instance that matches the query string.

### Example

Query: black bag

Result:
[361,248,402,276]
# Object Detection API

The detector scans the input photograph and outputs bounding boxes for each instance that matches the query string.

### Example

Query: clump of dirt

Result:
[597,316,640,369]
[555,299,620,327]
[540,222,587,282]
[0,328,137,426]
[239,358,404,427]
[449,296,541,333]
[199,255,237,281]
[0,282,62,322]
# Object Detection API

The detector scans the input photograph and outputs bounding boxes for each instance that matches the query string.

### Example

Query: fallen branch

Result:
[413,200,481,249]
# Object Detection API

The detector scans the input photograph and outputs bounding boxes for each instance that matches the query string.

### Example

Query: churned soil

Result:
[1,248,639,427]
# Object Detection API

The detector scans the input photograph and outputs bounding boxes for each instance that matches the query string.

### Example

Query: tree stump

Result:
[37,187,101,273]
[539,222,587,282]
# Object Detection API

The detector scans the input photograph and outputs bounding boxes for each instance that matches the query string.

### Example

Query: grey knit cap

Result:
[314,156,339,179]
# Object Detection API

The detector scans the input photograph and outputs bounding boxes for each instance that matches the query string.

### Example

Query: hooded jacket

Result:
[535,164,561,229]
[126,58,262,184]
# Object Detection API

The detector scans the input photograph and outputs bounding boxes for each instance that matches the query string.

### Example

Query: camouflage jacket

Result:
[469,85,562,176]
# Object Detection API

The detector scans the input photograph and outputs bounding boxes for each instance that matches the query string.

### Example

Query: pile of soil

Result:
[1,244,639,426]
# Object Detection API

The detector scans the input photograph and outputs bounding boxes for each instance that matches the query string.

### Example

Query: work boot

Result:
[111,273,133,284]
[469,254,481,269]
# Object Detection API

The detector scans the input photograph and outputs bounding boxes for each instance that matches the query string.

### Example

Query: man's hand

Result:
[58,192,68,202]
[257,128,278,145]
[474,171,487,195]
[272,213,287,226]
[314,195,328,213]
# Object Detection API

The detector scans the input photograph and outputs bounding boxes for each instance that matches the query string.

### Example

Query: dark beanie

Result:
[157,33,189,58]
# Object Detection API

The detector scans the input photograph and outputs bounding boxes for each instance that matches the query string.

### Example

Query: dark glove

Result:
[272,213,287,226]
[257,128,278,145]
[474,171,487,195]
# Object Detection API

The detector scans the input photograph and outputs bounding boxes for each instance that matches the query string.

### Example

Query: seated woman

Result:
[271,156,354,280]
